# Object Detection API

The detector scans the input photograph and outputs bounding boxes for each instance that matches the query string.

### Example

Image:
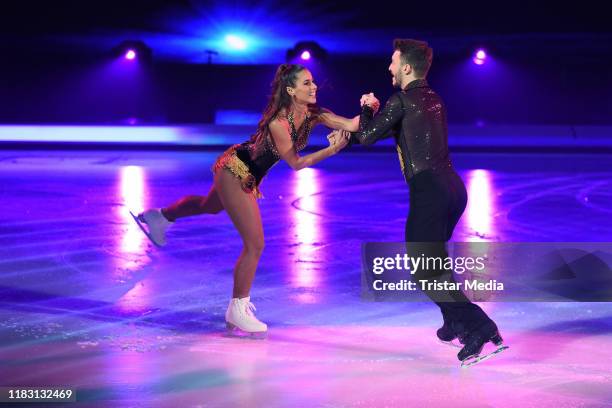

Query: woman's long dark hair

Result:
[252,64,320,139]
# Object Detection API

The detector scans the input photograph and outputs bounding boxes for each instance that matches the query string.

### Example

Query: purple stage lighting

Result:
[287,41,326,63]
[473,49,487,65]
[114,40,152,63]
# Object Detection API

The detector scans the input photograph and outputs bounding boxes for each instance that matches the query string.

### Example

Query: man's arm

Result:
[352,93,404,146]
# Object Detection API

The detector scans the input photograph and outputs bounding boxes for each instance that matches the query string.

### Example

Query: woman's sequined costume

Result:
[212,112,312,198]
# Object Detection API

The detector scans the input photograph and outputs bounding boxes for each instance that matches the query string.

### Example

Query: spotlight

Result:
[287,41,327,63]
[473,48,487,65]
[225,34,247,50]
[113,40,153,63]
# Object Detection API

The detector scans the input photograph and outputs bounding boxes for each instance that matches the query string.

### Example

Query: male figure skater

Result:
[354,39,507,366]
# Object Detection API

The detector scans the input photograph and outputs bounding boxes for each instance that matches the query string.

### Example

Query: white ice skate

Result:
[225,297,267,339]
[129,208,173,247]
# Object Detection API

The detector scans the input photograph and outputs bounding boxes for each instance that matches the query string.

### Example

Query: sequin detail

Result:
[354,79,452,180]
[212,145,262,198]
[396,144,406,174]
[268,112,311,157]
[212,112,312,199]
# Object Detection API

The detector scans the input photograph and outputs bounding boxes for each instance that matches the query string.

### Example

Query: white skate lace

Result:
[244,301,257,317]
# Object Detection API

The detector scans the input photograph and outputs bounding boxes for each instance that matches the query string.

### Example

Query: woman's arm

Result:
[269,119,349,171]
[318,110,360,132]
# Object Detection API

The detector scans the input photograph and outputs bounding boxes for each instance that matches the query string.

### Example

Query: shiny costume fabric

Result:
[352,78,494,335]
[212,113,312,198]
[352,79,452,181]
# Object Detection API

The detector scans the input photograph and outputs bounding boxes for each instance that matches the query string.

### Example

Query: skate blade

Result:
[461,344,509,368]
[439,339,463,349]
[225,322,267,340]
[129,210,163,247]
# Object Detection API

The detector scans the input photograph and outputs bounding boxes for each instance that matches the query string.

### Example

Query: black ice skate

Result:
[458,323,508,368]
[437,323,463,349]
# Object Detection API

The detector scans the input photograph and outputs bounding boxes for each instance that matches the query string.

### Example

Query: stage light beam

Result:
[225,35,247,50]
[473,49,487,65]
[125,49,136,60]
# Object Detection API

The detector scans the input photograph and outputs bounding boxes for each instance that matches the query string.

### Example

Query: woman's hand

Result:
[327,129,351,153]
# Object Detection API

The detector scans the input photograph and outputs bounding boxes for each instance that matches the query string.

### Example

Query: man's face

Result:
[388,50,404,88]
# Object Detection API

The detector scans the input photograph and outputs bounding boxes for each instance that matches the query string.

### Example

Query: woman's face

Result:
[288,69,317,105]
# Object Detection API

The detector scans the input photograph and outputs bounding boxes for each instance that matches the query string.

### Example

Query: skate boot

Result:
[438,320,469,348]
[458,321,508,368]
[225,296,267,339]
[437,323,462,348]
[130,208,173,247]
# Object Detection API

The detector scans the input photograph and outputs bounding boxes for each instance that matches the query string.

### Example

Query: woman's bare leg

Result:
[213,169,264,298]
[162,185,224,222]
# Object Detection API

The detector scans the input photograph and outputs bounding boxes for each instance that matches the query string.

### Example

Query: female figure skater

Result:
[132,64,377,337]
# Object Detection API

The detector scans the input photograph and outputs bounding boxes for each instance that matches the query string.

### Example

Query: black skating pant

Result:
[405,169,493,335]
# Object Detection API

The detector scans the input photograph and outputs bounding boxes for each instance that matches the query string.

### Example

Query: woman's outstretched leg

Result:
[134,185,224,247]
[213,169,267,335]
[162,185,224,221]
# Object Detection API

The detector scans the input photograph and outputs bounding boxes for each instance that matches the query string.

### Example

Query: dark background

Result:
[1,0,610,125]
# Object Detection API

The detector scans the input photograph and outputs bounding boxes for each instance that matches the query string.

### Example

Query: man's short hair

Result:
[393,39,433,78]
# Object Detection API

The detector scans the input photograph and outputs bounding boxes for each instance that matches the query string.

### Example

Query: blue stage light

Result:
[224,34,247,50]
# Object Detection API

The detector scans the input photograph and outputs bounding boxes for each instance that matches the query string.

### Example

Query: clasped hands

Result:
[360,92,380,113]
[327,92,381,152]
[327,129,351,152]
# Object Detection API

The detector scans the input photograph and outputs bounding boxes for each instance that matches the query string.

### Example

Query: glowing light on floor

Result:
[465,169,495,241]
[115,280,154,315]
[291,168,322,291]
[115,165,153,312]
[114,166,150,272]
[120,166,146,252]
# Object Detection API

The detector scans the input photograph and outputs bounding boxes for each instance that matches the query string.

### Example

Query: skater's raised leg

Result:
[132,185,224,247]
[162,184,224,221]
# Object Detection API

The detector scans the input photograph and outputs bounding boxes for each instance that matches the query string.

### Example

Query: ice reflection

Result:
[465,169,496,241]
[119,166,147,254]
[291,168,323,293]
[114,166,152,312]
